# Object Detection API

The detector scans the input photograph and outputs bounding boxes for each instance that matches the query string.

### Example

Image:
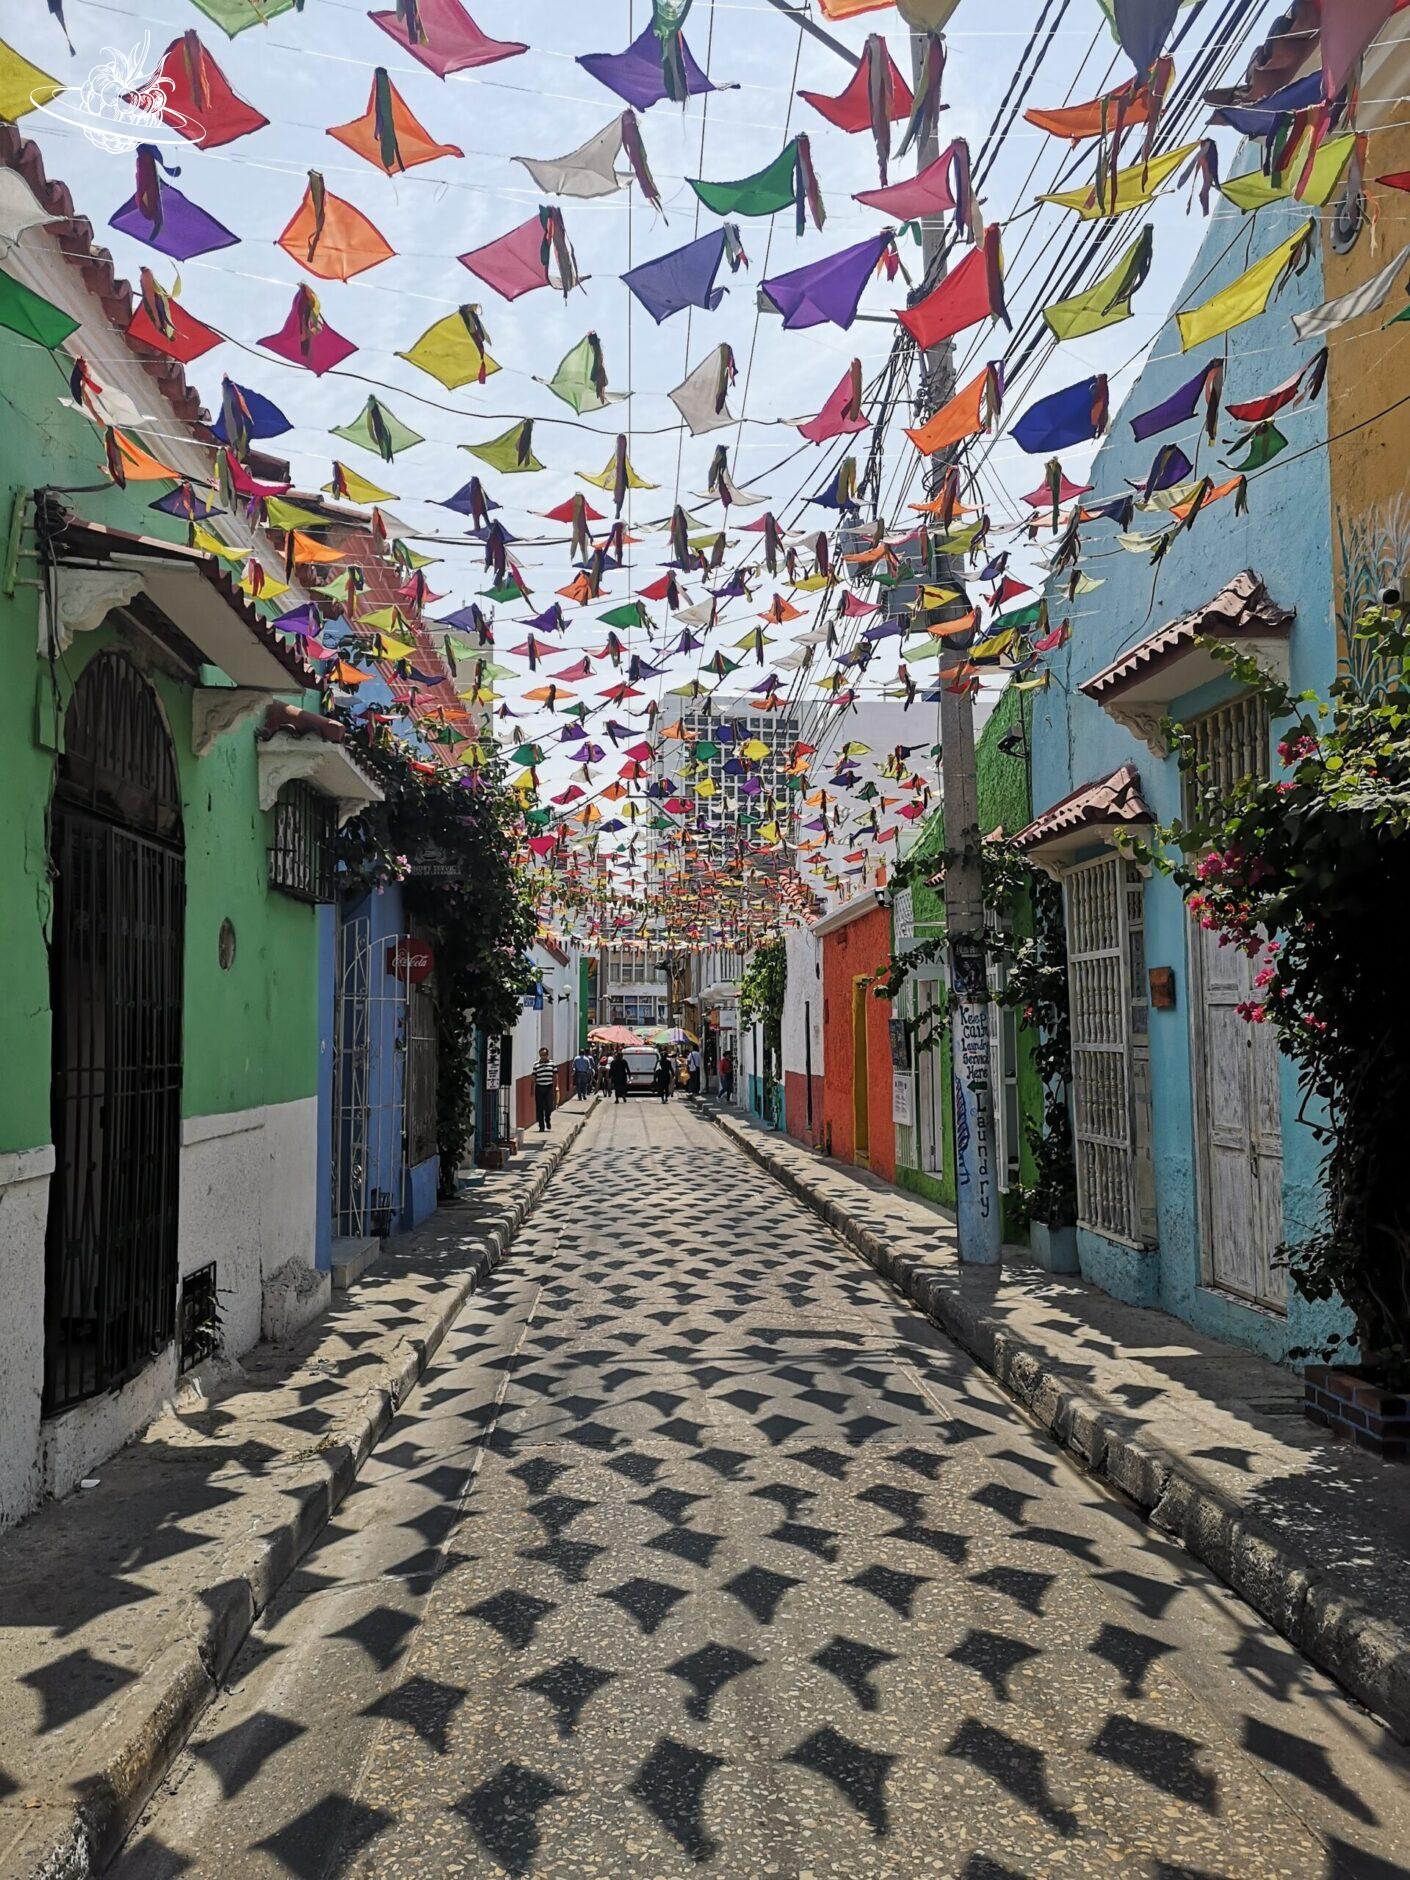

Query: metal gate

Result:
[332,919,421,1239]
[46,652,185,1411]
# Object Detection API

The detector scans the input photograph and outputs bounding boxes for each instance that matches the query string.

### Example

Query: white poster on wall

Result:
[892,1072,914,1127]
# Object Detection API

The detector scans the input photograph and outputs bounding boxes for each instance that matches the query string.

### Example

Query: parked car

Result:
[622,1048,662,1095]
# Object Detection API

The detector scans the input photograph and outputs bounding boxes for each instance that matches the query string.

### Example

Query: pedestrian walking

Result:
[655,1047,673,1103]
[532,1047,556,1132]
[685,1043,701,1096]
[609,1049,629,1104]
[718,1048,735,1101]
[572,1047,593,1100]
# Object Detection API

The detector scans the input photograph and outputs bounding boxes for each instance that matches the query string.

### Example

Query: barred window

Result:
[1183,694,1271,815]
[1065,854,1157,1246]
[269,781,337,903]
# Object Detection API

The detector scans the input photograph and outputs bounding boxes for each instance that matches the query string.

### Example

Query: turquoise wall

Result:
[1027,197,1346,1365]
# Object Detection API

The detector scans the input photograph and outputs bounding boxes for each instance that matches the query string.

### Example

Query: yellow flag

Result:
[191,525,245,561]
[1044,144,1197,220]
[397,310,500,390]
[1177,221,1314,352]
[1221,134,1355,215]
[0,38,61,119]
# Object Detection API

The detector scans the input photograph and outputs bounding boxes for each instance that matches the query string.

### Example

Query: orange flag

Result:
[328,73,462,174]
[108,429,180,481]
[289,530,346,564]
[278,173,394,281]
[906,364,1002,456]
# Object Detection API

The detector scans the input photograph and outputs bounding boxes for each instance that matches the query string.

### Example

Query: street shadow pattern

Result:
[114,1116,1410,1880]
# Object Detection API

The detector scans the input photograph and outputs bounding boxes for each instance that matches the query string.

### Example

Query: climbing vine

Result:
[877,838,1076,1227]
[739,935,787,1036]
[337,723,537,1192]
[1139,614,1410,1383]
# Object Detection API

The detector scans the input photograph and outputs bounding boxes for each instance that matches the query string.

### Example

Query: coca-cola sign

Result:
[387,938,435,984]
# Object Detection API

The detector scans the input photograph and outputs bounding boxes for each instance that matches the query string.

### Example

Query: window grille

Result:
[269,781,337,903]
[1183,694,1271,815]
[1065,854,1156,1245]
[180,1263,220,1373]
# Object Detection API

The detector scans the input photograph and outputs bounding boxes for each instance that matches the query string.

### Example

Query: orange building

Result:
[814,895,897,1183]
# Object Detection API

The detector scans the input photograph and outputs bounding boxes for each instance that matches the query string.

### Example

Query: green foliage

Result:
[878,840,1076,1226]
[1138,613,1410,1382]
[739,935,787,1036]
[337,726,537,1191]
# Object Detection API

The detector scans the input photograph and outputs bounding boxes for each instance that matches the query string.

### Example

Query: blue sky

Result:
[9,0,1283,806]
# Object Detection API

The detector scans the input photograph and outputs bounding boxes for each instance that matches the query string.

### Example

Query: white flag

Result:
[1293,243,1410,341]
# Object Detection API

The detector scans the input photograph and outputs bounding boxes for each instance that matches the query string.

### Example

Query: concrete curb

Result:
[703,1102,1410,1743]
[21,1100,598,1880]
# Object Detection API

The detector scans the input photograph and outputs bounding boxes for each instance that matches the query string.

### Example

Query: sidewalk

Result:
[0,1096,597,1880]
[703,1100,1410,1741]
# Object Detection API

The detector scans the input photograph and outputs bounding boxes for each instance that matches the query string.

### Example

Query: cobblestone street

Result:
[117,1103,1410,1878]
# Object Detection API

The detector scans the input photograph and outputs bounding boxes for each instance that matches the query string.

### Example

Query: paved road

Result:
[118,1102,1410,1879]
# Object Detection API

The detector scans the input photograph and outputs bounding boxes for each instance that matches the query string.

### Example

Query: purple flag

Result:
[623,228,737,324]
[437,480,500,516]
[578,27,716,111]
[522,603,568,633]
[274,604,320,637]
[1131,443,1194,497]
[760,232,891,331]
[110,180,239,260]
[1131,363,1217,441]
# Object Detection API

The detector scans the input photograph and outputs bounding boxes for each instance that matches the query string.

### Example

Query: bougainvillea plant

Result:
[1141,613,1410,1383]
[337,720,538,1192]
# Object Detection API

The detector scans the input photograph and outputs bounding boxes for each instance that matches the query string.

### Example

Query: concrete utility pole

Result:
[909,32,1003,1265]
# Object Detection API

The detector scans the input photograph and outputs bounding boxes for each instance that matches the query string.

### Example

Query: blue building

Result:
[1014,197,1348,1367]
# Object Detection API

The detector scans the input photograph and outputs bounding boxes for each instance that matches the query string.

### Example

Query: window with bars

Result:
[1065,854,1157,1246]
[268,781,337,903]
[1182,693,1271,815]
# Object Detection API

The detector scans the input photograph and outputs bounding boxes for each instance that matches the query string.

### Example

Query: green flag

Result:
[1224,421,1288,472]
[463,421,544,474]
[330,396,423,461]
[599,601,648,629]
[547,334,615,415]
[689,141,799,218]
[1044,227,1154,341]
[0,271,78,349]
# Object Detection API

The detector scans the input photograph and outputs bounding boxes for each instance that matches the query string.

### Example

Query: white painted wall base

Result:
[0,1097,322,1530]
[0,1148,54,1529]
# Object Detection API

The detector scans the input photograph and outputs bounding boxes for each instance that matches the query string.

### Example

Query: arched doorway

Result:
[45,651,185,1411]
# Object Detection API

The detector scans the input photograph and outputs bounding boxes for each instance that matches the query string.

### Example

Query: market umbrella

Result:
[588,1024,644,1046]
[648,1027,698,1046]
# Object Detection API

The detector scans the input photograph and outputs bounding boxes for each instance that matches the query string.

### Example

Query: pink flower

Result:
[1235,1001,1268,1024]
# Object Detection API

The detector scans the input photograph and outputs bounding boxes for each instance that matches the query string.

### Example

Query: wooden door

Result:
[1193,920,1285,1309]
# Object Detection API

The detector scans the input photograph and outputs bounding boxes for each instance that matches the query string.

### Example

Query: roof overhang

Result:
[1079,572,1293,757]
[41,515,313,691]
[699,981,739,1007]
[256,733,382,827]
[810,889,887,938]
[1012,765,1153,879]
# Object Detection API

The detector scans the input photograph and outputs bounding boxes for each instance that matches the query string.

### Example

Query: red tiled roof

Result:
[1080,572,1293,706]
[1013,765,1153,855]
[260,702,345,744]
[1,126,206,428]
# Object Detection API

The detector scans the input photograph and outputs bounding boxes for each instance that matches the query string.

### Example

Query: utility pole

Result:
[909,31,1003,1265]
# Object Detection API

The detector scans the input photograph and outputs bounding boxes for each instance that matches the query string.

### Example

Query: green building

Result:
[889,684,1042,1239]
[0,132,378,1526]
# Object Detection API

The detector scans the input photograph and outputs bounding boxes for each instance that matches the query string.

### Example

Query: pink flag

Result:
[854,147,958,220]
[369,0,526,78]
[460,217,550,299]
[797,363,870,444]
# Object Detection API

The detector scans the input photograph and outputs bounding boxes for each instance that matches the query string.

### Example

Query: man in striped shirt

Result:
[532,1048,557,1132]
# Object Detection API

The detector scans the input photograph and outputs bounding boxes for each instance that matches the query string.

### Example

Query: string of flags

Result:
[0,0,1392,946]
